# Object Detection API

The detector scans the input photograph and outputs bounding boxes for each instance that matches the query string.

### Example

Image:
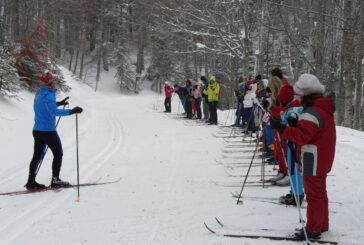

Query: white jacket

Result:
[243,84,257,108]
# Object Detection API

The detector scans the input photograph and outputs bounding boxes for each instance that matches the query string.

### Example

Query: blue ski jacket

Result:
[33,86,70,131]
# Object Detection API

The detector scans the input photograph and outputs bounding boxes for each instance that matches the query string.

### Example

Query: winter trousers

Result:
[209,101,218,124]
[303,174,329,233]
[203,98,210,120]
[185,96,193,118]
[195,97,202,119]
[28,130,63,181]
[192,99,196,115]
[287,142,303,196]
[164,97,171,112]
[180,98,186,111]
[265,124,275,149]
[235,101,244,126]
[243,107,254,132]
[274,132,288,174]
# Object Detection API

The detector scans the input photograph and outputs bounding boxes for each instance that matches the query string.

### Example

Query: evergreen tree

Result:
[0,47,20,97]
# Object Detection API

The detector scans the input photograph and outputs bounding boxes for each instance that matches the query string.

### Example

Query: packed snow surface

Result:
[0,67,363,245]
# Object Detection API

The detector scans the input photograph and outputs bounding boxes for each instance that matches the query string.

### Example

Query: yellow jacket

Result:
[203,81,220,102]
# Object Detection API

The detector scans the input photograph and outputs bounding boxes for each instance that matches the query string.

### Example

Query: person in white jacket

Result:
[243,80,257,134]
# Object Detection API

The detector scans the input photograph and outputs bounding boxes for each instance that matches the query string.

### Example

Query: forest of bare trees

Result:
[0,0,363,129]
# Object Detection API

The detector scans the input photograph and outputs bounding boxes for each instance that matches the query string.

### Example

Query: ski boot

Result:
[268,172,285,182]
[275,175,290,186]
[279,193,292,202]
[280,193,304,206]
[51,177,70,188]
[25,180,47,191]
[294,228,321,240]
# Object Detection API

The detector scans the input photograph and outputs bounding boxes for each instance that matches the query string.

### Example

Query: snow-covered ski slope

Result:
[0,67,363,245]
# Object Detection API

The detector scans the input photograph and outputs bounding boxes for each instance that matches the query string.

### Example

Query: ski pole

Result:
[75,113,80,202]
[236,131,261,205]
[35,103,68,177]
[277,134,310,244]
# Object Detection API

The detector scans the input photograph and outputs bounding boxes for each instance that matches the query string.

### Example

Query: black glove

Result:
[57,96,69,107]
[69,106,83,115]
[287,116,298,127]
[269,116,286,134]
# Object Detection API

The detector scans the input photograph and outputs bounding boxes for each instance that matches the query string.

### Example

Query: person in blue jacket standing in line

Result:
[277,85,304,204]
[25,72,83,190]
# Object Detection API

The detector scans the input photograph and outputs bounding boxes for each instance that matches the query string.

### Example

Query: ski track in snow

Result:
[0,106,126,245]
[1,68,364,244]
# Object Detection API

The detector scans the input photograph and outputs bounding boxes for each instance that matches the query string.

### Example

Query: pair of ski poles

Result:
[34,102,81,202]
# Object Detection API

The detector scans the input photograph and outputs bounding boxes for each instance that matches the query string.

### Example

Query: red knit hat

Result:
[40,73,54,85]
[278,85,294,106]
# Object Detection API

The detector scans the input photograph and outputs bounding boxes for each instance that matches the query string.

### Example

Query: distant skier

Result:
[200,76,210,121]
[174,84,188,113]
[242,79,257,134]
[193,82,202,119]
[25,72,83,190]
[164,81,174,112]
[185,80,194,119]
[270,74,336,239]
[203,76,220,125]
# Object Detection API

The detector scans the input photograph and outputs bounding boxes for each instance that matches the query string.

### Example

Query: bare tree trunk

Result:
[79,50,84,79]
[95,49,101,92]
[354,54,363,130]
[356,12,364,129]
[54,16,61,58]
[68,49,74,71]
[343,0,354,127]
[73,49,79,74]
[312,0,326,83]
[135,23,145,94]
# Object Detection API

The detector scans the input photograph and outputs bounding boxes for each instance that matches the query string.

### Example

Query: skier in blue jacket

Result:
[25,72,83,190]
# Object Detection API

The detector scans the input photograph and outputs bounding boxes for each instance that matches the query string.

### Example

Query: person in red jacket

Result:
[270,74,336,240]
[164,82,174,112]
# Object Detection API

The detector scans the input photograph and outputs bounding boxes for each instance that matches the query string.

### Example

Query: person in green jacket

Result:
[203,75,220,124]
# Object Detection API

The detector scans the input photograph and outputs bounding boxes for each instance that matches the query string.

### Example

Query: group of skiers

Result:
[233,68,336,240]
[166,68,336,241]
[25,67,336,242]
[164,75,220,125]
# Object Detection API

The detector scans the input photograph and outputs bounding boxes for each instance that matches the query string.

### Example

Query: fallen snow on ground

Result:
[0,67,363,245]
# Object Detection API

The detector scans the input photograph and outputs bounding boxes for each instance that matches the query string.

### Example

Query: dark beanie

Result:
[278,85,294,106]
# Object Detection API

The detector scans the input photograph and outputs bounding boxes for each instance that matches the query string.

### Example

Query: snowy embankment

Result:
[0,67,363,245]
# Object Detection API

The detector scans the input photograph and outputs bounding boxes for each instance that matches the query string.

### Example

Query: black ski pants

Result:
[209,101,218,124]
[195,97,202,119]
[185,96,193,118]
[28,130,63,180]
[164,97,171,112]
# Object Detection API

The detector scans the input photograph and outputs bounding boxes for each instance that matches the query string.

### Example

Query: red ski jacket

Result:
[281,94,336,176]
[165,86,174,98]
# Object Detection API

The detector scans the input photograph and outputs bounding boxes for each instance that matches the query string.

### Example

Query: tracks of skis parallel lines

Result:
[0,112,124,245]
